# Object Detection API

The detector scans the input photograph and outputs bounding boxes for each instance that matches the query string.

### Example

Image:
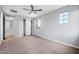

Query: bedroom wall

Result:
[5,16,14,37]
[5,20,14,37]
[13,15,23,38]
[32,5,79,48]
[0,10,3,44]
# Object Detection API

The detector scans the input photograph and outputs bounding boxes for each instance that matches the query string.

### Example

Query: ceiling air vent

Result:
[10,9,17,13]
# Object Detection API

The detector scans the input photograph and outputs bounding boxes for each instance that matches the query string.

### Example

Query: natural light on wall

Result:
[59,11,69,24]
[35,18,42,28]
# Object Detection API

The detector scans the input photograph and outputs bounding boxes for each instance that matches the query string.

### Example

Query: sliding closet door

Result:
[26,20,31,35]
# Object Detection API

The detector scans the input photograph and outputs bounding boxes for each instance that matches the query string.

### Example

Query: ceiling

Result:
[1,5,66,18]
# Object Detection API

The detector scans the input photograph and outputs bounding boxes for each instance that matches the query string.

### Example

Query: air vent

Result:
[10,9,17,13]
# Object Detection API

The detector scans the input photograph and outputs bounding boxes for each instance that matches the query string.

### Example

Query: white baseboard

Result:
[33,34,79,49]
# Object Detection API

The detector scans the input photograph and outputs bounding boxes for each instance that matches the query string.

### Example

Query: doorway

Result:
[23,19,31,36]
[3,15,14,39]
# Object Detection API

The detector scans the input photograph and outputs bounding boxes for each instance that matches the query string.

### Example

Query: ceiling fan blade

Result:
[31,5,33,11]
[23,8,31,11]
[34,9,42,11]
[33,11,37,14]
[28,11,37,14]
[10,9,17,13]
[28,11,32,14]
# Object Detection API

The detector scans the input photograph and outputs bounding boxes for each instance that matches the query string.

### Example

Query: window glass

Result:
[59,16,63,20]
[64,19,68,23]
[36,19,41,28]
[64,12,69,16]
[37,19,41,27]
[59,11,69,24]
[59,13,63,16]
[64,15,68,20]
[59,20,63,24]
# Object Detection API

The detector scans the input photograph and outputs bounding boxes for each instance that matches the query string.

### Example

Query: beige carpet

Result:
[0,35,79,54]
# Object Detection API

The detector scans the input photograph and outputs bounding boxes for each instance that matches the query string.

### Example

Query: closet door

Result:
[26,20,31,35]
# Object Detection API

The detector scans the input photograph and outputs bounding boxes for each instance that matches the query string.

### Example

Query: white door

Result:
[26,20,31,35]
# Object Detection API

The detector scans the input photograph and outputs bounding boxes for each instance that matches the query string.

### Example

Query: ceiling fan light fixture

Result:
[27,11,39,17]
[23,5,42,15]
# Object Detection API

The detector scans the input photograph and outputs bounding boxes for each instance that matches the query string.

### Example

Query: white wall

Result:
[19,18,23,37]
[5,16,14,36]
[5,20,14,37]
[32,5,79,48]
[13,16,23,38]
[13,16,19,37]
[0,11,3,44]
[5,22,10,30]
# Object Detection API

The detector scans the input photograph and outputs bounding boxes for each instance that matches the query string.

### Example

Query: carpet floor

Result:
[0,35,79,54]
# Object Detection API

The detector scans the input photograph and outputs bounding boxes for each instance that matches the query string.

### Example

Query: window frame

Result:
[59,11,69,24]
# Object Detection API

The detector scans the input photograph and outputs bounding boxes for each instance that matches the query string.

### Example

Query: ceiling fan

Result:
[23,5,42,14]
[10,9,17,13]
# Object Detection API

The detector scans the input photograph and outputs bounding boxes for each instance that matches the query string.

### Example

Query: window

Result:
[59,11,69,24]
[35,19,41,28]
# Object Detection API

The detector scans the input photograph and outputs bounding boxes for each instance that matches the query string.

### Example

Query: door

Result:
[26,20,31,35]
